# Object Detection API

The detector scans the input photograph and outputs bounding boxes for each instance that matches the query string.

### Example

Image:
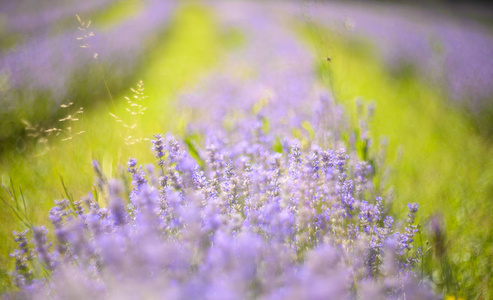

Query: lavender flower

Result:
[32,227,54,271]
[151,134,165,166]
[10,230,33,288]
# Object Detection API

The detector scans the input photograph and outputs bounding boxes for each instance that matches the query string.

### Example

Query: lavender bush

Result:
[6,126,434,299]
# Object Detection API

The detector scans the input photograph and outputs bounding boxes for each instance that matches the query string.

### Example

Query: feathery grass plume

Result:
[19,99,84,151]
[20,119,50,154]
[21,120,46,141]
[76,13,117,111]
[109,80,148,145]
[124,80,148,117]
[44,100,85,142]
[76,14,97,59]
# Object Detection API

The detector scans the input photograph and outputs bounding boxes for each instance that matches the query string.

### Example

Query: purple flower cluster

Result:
[7,124,434,298]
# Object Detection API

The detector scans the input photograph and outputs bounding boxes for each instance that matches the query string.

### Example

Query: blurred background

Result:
[1,0,492,298]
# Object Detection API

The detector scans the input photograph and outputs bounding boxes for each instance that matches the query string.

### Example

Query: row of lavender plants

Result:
[0,0,177,147]
[6,124,434,299]
[304,1,493,116]
[0,0,116,49]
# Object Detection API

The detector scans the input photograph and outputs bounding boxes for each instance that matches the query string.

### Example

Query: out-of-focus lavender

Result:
[0,0,116,49]
[0,0,177,142]
[6,125,434,298]
[179,1,345,142]
[306,1,493,113]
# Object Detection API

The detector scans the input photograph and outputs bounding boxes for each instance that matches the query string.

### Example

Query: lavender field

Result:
[1,0,493,299]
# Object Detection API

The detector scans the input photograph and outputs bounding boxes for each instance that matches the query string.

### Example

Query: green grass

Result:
[0,3,227,292]
[298,22,493,299]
